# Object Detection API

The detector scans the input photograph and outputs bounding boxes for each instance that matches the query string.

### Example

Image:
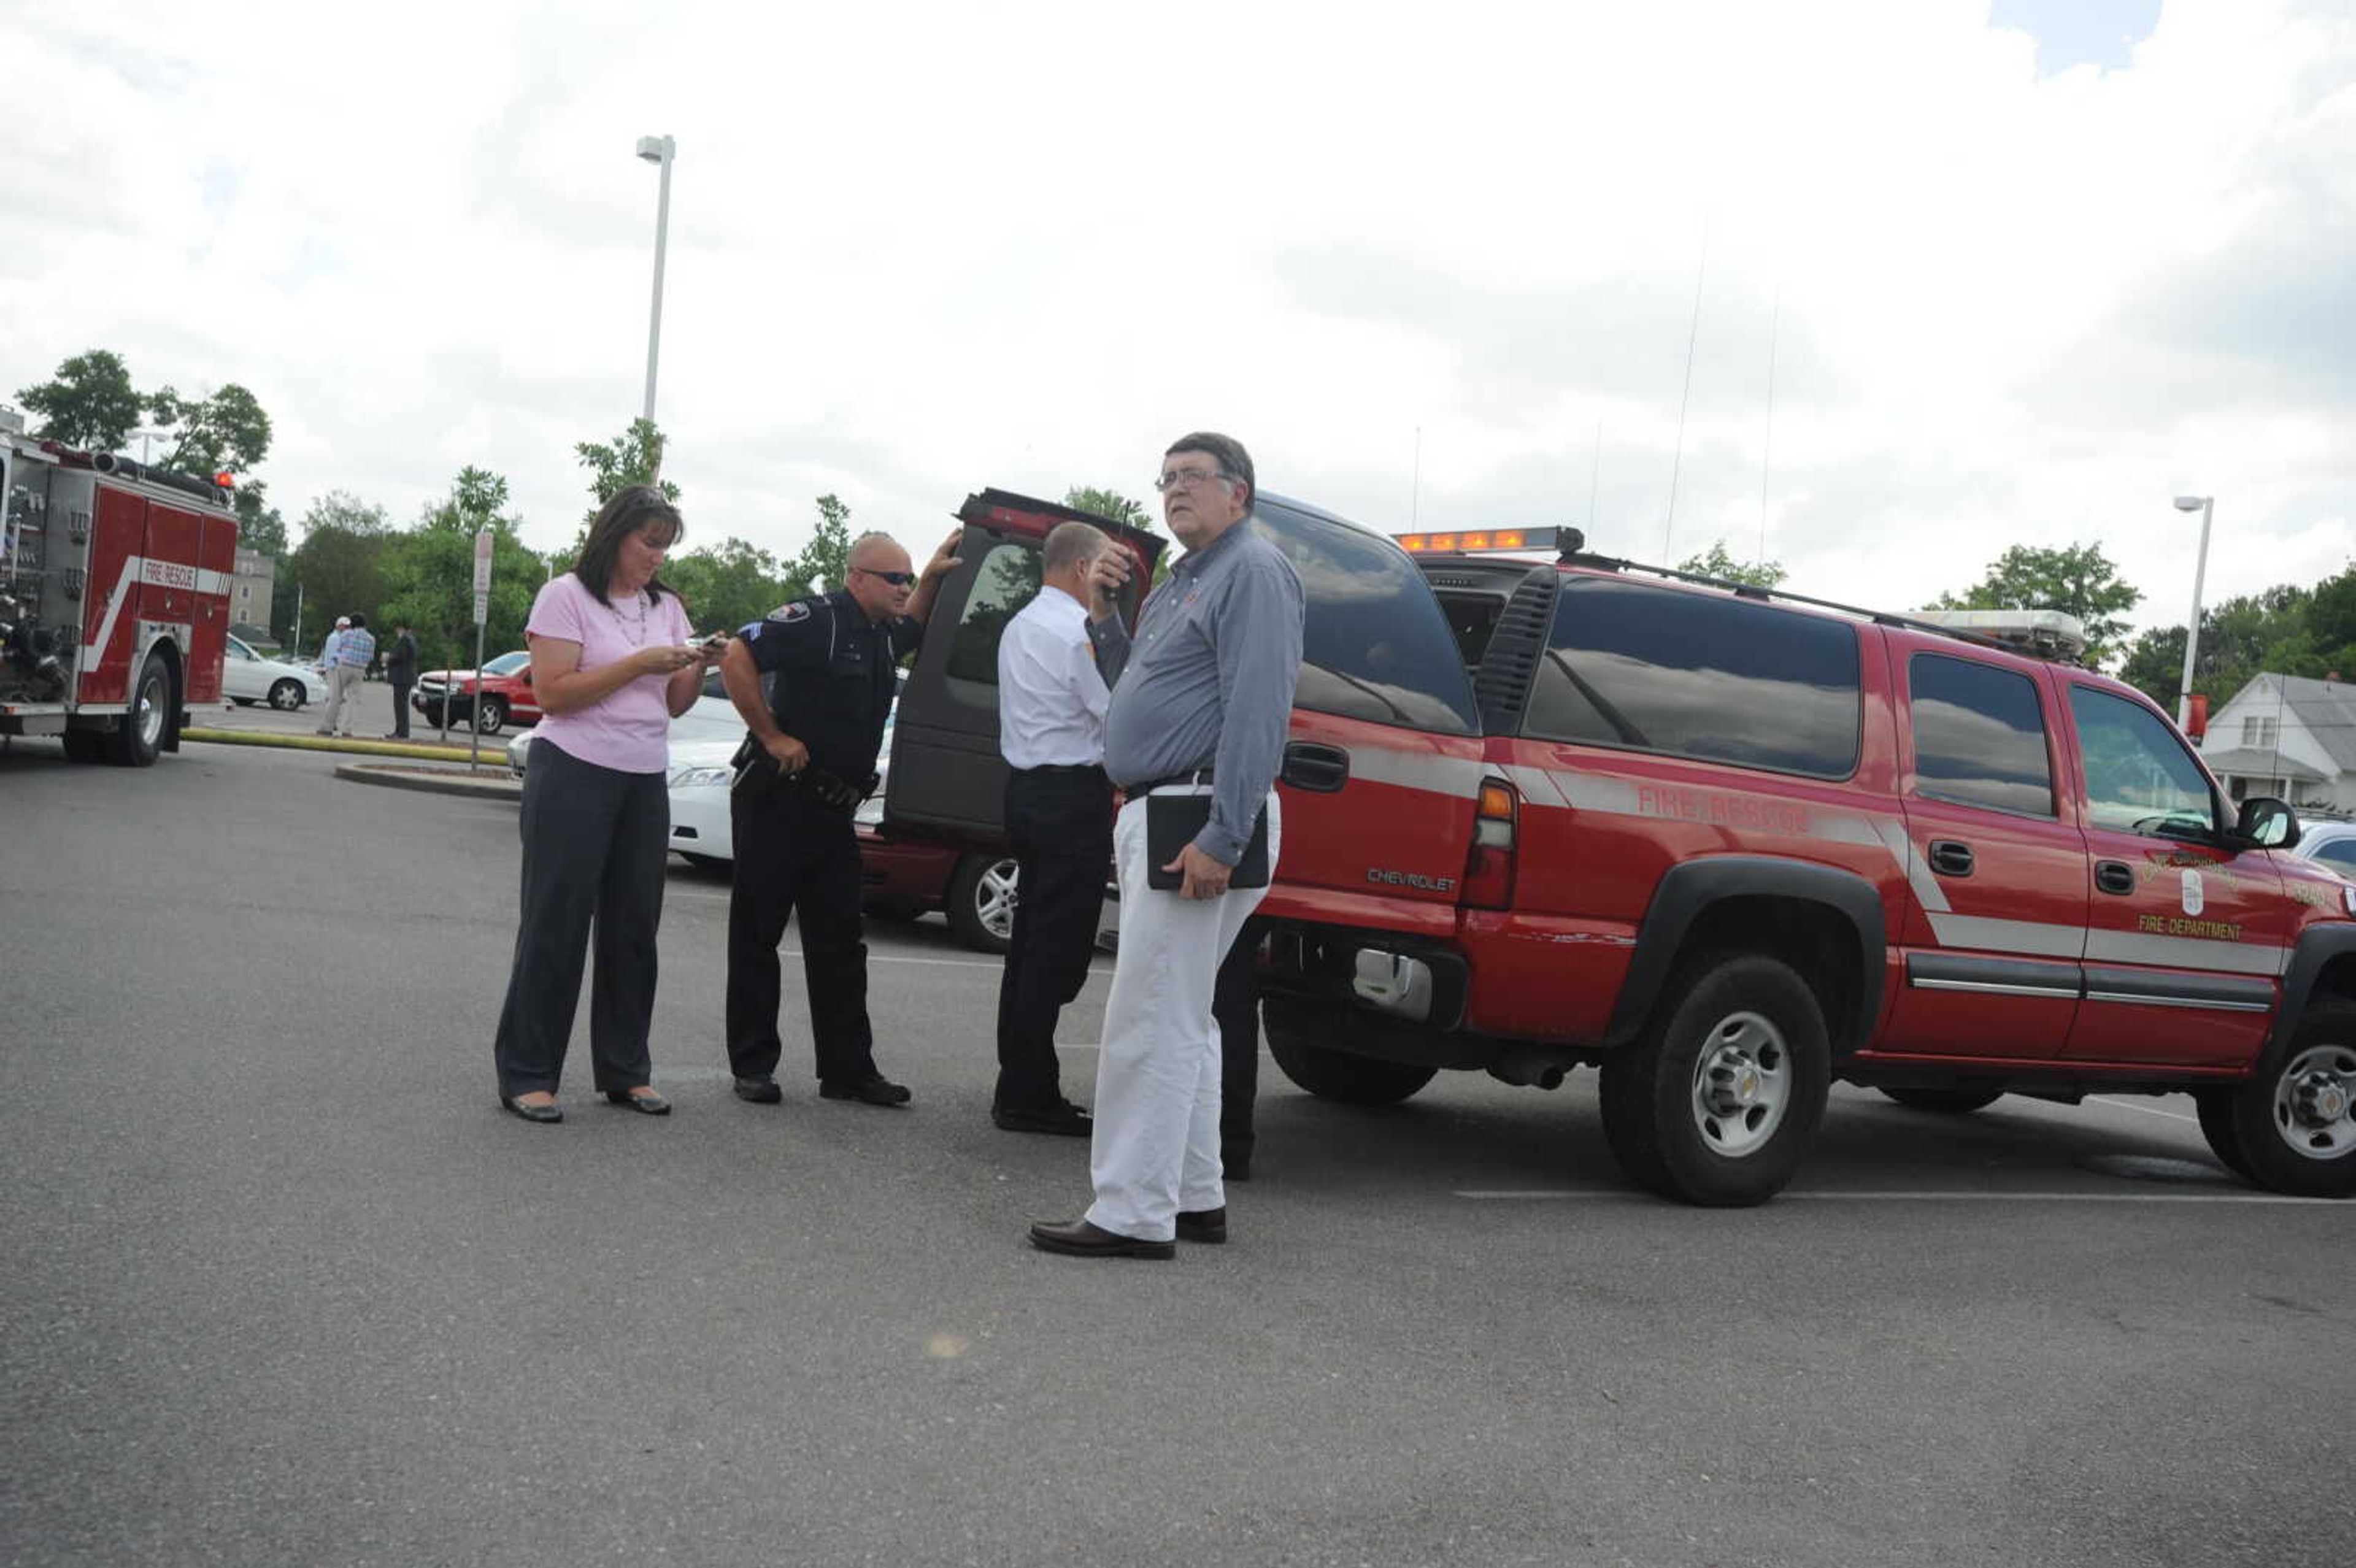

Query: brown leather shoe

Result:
[1027,1218,1175,1260]
[1176,1207,1227,1244]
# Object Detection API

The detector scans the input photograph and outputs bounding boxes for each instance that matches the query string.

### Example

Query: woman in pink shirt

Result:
[492,486,723,1123]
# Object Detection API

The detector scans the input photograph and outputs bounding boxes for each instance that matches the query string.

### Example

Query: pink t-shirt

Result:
[525,574,695,774]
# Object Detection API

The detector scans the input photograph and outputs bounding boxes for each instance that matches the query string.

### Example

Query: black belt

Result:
[1017,763,1107,777]
[1125,767,1214,795]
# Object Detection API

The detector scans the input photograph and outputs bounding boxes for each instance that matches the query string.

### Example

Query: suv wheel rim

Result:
[1690,1010,1790,1158]
[2273,1045,2356,1161]
[977,858,1019,941]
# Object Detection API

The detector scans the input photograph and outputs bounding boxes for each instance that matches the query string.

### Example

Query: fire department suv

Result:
[889,493,2356,1207]
[0,412,236,764]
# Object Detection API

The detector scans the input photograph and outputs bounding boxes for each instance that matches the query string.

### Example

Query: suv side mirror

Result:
[2233,796,2300,850]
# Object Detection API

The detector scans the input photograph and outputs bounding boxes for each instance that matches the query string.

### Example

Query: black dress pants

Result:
[993,766,1114,1109]
[1213,915,1269,1167]
[726,786,877,1084]
[492,740,670,1097]
[389,675,414,737]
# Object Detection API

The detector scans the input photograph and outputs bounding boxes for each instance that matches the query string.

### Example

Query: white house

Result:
[2198,672,2356,816]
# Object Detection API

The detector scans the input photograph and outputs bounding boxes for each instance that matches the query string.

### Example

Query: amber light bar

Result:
[1396,526,1560,554]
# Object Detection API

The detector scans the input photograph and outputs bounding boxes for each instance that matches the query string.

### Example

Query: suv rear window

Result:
[1254,499,1479,735]
[1522,577,1861,778]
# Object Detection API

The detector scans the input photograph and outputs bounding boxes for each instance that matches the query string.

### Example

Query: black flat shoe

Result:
[1028,1218,1175,1260]
[1176,1207,1228,1245]
[992,1099,1091,1136]
[732,1075,783,1104]
[500,1095,562,1124]
[820,1073,910,1107]
[604,1090,671,1115]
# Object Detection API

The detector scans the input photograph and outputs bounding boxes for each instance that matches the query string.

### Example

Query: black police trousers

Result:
[1212,915,1268,1169]
[993,765,1114,1110]
[725,786,879,1085]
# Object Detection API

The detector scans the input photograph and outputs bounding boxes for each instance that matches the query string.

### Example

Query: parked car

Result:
[891,489,2356,1207]
[220,634,326,710]
[2290,818,2356,876]
[415,650,541,734]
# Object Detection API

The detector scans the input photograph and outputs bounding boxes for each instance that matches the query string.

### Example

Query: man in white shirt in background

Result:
[990,520,1115,1136]
[314,617,351,736]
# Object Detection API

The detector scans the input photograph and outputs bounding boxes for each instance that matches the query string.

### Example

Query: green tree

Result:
[2119,581,2341,714]
[1677,539,1787,590]
[16,350,143,451]
[666,537,803,634]
[147,382,272,475]
[793,494,854,593]
[377,469,539,672]
[574,418,677,515]
[286,491,391,656]
[1928,542,2143,668]
[1063,485,1156,534]
[233,482,288,558]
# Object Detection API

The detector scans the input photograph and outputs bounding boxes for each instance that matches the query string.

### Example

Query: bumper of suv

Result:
[1258,923,1469,1031]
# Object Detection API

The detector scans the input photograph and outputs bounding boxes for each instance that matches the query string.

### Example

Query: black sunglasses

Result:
[853,567,917,586]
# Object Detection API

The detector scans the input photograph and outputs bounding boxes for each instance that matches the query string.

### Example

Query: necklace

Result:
[604,588,650,646]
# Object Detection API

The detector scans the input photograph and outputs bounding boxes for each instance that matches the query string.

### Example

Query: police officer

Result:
[720,528,961,1107]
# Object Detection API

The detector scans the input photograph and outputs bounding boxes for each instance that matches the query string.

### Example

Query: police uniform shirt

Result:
[737,589,920,783]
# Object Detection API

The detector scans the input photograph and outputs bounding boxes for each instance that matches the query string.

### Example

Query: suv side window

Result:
[1253,499,1479,734]
[1909,653,2055,817]
[2068,684,2220,840]
[1523,577,1861,778]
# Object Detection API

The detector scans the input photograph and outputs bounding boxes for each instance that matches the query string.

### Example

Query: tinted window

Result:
[943,540,1043,699]
[1522,577,1860,777]
[1909,654,2054,816]
[2310,838,2356,872]
[2068,685,2219,840]
[1253,501,1478,734]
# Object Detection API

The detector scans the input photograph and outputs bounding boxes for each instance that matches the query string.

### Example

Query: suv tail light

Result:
[1461,777,1520,909]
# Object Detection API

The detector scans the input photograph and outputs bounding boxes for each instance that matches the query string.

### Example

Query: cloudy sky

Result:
[7,0,2349,636]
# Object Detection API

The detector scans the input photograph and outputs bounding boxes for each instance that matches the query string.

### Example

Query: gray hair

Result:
[1043,520,1107,576]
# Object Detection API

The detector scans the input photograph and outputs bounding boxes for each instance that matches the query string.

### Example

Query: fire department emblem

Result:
[2181,870,2205,917]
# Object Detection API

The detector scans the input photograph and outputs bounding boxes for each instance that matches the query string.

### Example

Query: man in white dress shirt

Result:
[990,520,1115,1136]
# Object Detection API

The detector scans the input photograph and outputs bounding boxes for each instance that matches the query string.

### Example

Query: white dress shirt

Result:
[997,583,1111,769]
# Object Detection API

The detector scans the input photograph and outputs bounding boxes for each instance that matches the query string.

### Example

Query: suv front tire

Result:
[2204,1001,2356,1198]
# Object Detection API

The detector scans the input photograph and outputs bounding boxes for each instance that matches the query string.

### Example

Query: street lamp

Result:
[635,134,676,427]
[2174,494,2215,730]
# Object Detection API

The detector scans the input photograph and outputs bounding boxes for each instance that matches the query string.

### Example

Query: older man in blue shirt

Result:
[1030,432,1304,1260]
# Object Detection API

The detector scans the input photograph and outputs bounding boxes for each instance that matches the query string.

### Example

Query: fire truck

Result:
[0,409,237,765]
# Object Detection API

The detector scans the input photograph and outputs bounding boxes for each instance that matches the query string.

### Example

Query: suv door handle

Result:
[1927,840,1974,878]
[1280,742,1350,793]
[2095,859,2135,896]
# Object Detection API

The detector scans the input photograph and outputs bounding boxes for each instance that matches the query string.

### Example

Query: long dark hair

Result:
[574,485,684,607]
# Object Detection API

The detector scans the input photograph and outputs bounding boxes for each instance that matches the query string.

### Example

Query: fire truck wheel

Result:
[1599,950,1830,1207]
[268,680,305,710]
[2218,1001,2356,1198]
[473,696,508,734]
[1878,1084,2005,1114]
[1263,997,1440,1105]
[109,651,172,767]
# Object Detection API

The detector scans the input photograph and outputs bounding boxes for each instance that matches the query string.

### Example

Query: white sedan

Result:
[221,634,327,710]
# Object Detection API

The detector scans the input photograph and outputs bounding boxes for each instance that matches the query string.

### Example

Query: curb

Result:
[333,762,523,801]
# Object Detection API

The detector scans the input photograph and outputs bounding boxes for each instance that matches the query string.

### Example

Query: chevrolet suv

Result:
[890,494,2356,1207]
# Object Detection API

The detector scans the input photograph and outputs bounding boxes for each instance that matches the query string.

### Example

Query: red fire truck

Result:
[0,410,237,765]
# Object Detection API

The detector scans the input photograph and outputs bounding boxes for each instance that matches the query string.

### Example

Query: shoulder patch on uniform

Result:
[769,601,812,624]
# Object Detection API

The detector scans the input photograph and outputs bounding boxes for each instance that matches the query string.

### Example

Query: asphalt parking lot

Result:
[3,735,2351,1567]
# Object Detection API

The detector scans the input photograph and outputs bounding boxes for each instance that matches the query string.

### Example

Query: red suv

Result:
[414,650,542,734]
[891,499,2356,1207]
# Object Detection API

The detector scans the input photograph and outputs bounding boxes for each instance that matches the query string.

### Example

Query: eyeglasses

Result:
[853,566,917,586]
[1153,467,1233,493]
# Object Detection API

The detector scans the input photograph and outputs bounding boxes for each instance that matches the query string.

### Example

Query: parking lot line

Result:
[2087,1095,2198,1123]
[1456,1188,2336,1205]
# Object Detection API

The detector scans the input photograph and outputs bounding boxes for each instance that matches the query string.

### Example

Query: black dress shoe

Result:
[1027,1218,1175,1260]
[992,1099,1091,1136]
[500,1094,563,1124]
[820,1073,910,1107]
[604,1089,671,1115]
[1176,1207,1228,1245]
[732,1075,783,1104]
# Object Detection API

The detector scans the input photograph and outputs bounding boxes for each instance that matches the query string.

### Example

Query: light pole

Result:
[2174,494,2215,730]
[635,134,676,426]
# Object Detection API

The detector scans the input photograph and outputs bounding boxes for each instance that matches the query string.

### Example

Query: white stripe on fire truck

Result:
[83,555,142,669]
[1345,747,1487,798]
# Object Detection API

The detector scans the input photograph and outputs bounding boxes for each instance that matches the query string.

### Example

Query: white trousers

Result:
[320,665,363,732]
[1085,788,1280,1242]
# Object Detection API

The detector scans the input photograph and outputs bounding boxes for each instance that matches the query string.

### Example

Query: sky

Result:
[6,0,2350,642]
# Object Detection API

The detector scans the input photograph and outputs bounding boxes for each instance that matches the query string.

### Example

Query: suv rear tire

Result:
[1264,998,1439,1105]
[1600,951,1830,1207]
[2211,1001,2356,1198]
